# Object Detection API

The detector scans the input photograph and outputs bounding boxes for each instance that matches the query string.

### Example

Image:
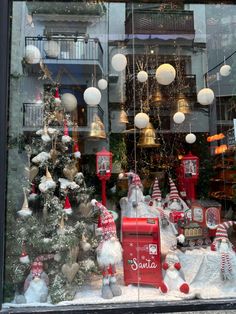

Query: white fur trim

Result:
[41,134,51,143]
[20,255,30,264]
[74,151,81,158]
[91,199,97,206]
[102,277,110,285]
[177,234,185,244]
[62,135,72,143]
[110,276,117,283]
[17,209,32,217]
[97,239,123,267]
[64,207,72,215]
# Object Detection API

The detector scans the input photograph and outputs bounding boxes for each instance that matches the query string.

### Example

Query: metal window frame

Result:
[1,0,236,313]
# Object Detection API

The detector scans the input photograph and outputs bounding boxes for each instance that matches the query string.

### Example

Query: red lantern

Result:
[181,152,199,201]
[96,147,112,205]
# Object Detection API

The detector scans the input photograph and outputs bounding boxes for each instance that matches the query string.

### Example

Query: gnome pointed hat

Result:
[22,188,29,210]
[91,199,117,241]
[73,141,81,158]
[214,221,235,242]
[46,167,53,181]
[152,177,162,201]
[64,120,69,136]
[64,195,72,214]
[169,177,180,201]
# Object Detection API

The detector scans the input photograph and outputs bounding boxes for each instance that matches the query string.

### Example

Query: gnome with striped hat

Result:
[167,177,183,212]
[211,221,236,281]
[91,199,122,299]
[152,178,168,225]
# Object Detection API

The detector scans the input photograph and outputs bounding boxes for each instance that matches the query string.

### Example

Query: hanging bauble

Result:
[61,93,77,112]
[220,64,231,77]
[98,79,108,90]
[19,251,30,264]
[83,87,101,106]
[134,112,149,129]
[197,88,214,105]
[44,40,60,58]
[111,53,127,72]
[137,70,148,83]
[25,45,41,64]
[185,133,196,144]
[173,112,185,124]
[155,63,176,85]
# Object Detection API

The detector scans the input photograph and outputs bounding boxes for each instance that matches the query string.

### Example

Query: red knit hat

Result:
[131,174,142,187]
[214,221,235,242]
[64,120,69,136]
[152,178,162,200]
[31,261,43,277]
[54,87,61,104]
[64,195,72,214]
[73,141,81,158]
[169,177,180,201]
[91,199,117,241]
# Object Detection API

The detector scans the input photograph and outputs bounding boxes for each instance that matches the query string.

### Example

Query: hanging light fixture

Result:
[119,106,129,124]
[88,114,106,140]
[177,93,190,114]
[137,122,160,148]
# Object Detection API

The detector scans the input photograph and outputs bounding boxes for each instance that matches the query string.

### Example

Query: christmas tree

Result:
[4,86,98,304]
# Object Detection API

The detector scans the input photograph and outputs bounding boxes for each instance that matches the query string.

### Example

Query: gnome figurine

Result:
[152,178,168,227]
[23,261,49,303]
[91,199,123,299]
[167,177,183,212]
[159,248,189,294]
[211,221,236,281]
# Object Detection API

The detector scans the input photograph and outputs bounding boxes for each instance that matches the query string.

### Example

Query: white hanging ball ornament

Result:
[111,53,127,72]
[173,112,185,124]
[220,64,231,77]
[83,87,102,106]
[197,88,214,105]
[98,79,108,90]
[134,112,149,129]
[137,70,148,83]
[156,63,176,85]
[61,93,77,112]
[185,133,196,144]
[25,45,41,64]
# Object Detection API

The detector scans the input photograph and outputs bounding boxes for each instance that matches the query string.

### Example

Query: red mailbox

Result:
[122,217,162,288]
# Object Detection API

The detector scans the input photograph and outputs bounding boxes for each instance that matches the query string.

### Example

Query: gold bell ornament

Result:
[137,122,160,148]
[89,114,106,140]
[150,87,162,106]
[119,107,129,124]
[177,93,190,114]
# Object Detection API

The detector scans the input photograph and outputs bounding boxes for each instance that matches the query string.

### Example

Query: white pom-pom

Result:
[91,199,97,206]
[20,254,30,264]
[74,151,81,158]
[54,253,61,262]
[62,135,72,143]
[177,234,185,244]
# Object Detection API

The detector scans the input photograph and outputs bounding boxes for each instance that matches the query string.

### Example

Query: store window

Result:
[2,0,236,312]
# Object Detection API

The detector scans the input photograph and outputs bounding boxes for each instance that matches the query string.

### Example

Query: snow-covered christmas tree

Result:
[5,86,98,304]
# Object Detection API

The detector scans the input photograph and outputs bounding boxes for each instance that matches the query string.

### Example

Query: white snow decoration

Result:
[111,53,127,72]
[62,135,72,143]
[25,45,41,64]
[41,133,51,143]
[185,133,196,144]
[61,93,78,112]
[32,152,51,164]
[47,128,58,135]
[83,87,101,106]
[17,208,32,217]
[44,40,60,58]
[197,88,214,105]
[137,70,148,83]
[59,178,79,190]
[74,151,81,159]
[28,193,37,201]
[156,63,176,85]
[81,259,95,271]
[43,238,51,244]
[134,112,149,129]
[20,255,30,264]
[98,79,108,90]
[220,64,231,77]
[39,176,56,193]
[173,112,185,124]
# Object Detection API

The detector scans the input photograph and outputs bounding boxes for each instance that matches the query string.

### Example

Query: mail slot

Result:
[122,217,162,288]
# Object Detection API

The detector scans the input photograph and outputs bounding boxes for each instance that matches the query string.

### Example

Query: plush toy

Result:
[159,248,189,294]
[211,221,236,280]
[167,177,183,212]
[91,199,123,299]
[23,260,49,303]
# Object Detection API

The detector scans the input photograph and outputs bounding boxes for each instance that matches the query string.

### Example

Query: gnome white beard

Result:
[24,278,48,303]
[97,238,123,267]
[168,199,182,212]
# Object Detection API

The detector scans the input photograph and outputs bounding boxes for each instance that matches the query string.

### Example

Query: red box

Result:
[169,211,185,224]
[122,217,162,288]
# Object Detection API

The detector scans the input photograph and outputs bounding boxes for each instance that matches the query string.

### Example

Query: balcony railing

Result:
[25,36,103,66]
[125,10,195,35]
[23,103,104,129]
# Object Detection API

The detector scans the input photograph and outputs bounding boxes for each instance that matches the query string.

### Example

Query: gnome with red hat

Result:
[211,221,236,281]
[167,177,183,212]
[23,260,49,303]
[91,199,122,299]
